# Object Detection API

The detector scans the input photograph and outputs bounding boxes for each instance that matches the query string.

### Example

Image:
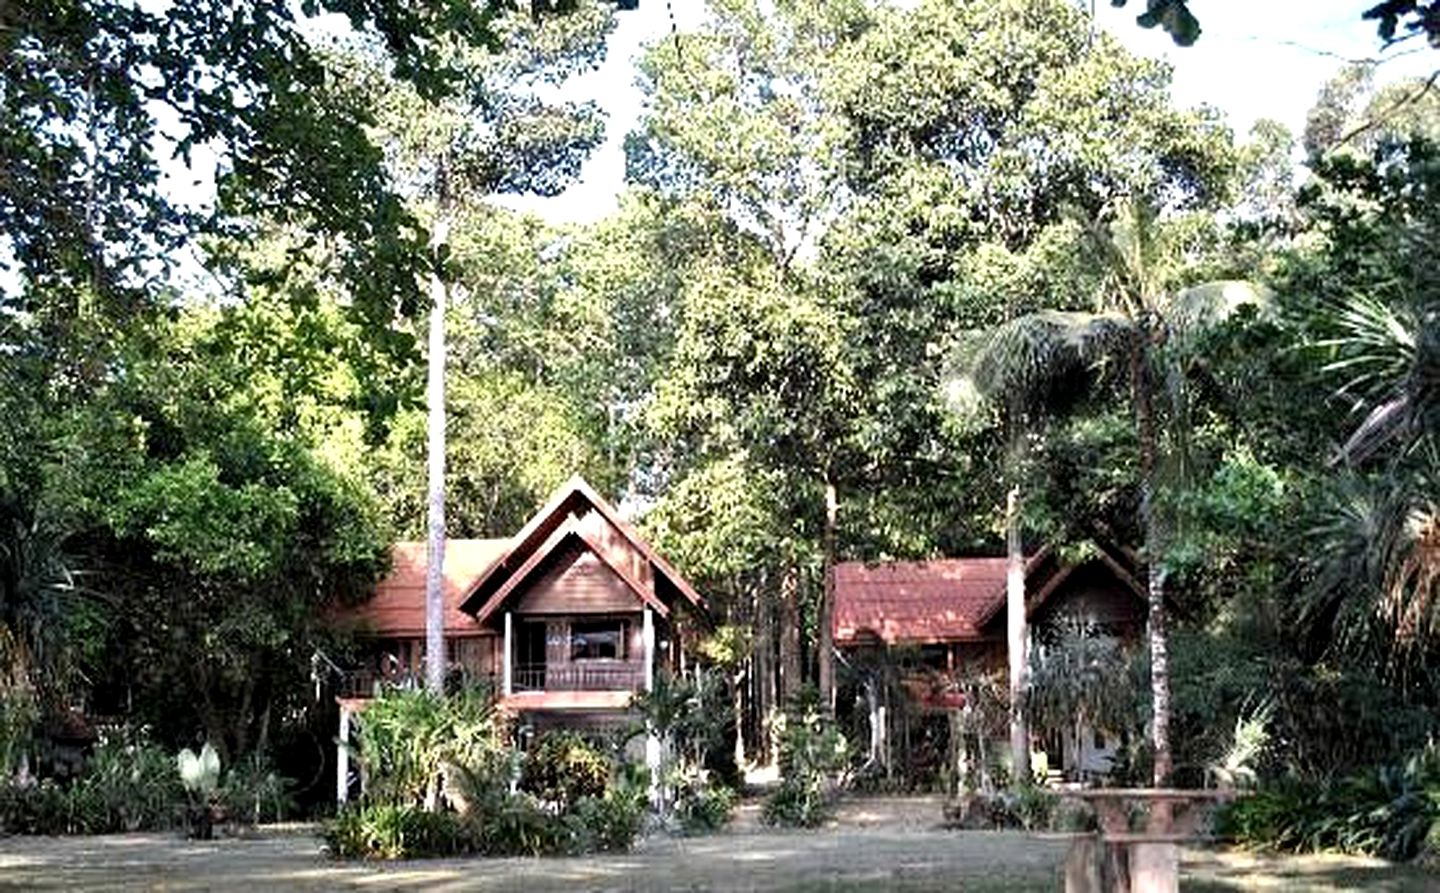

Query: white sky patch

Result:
[506,0,1438,225]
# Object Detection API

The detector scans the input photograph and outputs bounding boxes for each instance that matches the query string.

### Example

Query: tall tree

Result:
[357,1,615,690]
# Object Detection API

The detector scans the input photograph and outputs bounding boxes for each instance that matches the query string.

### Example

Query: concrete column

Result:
[503,611,513,696]
[1064,836,1102,893]
[336,706,351,806]
[1129,842,1178,893]
[642,607,655,692]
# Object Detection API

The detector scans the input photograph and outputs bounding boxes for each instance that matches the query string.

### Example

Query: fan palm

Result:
[1311,285,1439,667]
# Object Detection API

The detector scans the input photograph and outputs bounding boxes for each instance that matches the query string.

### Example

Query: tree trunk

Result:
[779,565,802,703]
[818,477,838,715]
[1006,484,1030,785]
[753,576,774,763]
[1132,330,1173,787]
[424,215,450,695]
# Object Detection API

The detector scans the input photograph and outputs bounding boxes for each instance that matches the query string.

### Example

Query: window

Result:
[570,620,628,661]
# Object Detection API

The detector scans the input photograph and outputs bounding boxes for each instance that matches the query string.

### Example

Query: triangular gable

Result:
[459,475,704,622]
[470,518,669,624]
[978,544,1147,631]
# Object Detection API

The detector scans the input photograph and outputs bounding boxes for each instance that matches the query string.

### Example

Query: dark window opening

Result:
[571,620,628,661]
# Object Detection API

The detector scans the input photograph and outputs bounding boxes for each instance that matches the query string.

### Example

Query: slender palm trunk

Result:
[1006,484,1030,783]
[424,215,450,695]
[818,477,838,715]
[1132,330,1172,787]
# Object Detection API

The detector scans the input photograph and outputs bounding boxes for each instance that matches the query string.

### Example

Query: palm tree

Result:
[950,198,1271,786]
[424,201,450,695]
[1307,288,1438,665]
[948,310,1129,780]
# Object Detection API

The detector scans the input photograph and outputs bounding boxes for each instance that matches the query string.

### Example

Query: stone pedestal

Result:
[1128,841,1179,893]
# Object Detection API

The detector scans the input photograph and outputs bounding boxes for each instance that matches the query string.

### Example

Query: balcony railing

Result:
[336,667,498,700]
[512,662,644,693]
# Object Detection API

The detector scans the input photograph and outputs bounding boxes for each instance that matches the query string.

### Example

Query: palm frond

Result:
[945,310,1132,423]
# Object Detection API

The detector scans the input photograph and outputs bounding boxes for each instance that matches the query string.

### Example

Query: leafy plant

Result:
[220,752,294,826]
[668,762,736,835]
[0,726,182,834]
[520,731,611,812]
[1218,746,1440,860]
[763,694,848,828]
[324,803,473,859]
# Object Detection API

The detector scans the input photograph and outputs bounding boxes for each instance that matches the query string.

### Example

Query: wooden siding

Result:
[515,542,639,615]
[1031,563,1145,632]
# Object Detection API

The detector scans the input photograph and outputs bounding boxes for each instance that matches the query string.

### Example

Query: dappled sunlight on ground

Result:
[0,799,1433,891]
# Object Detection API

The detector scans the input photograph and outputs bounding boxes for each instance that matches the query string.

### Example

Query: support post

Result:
[503,611,513,696]
[642,607,655,692]
[337,706,351,806]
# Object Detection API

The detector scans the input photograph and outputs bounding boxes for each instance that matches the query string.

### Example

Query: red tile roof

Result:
[833,558,1013,645]
[335,540,510,637]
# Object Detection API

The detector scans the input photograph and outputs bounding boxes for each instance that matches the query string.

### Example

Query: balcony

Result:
[511,661,644,693]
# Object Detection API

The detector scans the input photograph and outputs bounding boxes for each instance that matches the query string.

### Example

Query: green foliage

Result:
[220,752,295,826]
[520,731,611,812]
[668,763,737,835]
[324,803,473,860]
[943,785,1062,832]
[764,695,848,828]
[1218,747,1440,861]
[0,726,182,834]
[354,684,507,808]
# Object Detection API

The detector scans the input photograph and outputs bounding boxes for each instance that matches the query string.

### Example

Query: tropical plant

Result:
[520,731,612,812]
[764,692,849,828]
[1218,745,1440,861]
[352,683,508,810]
[220,752,295,826]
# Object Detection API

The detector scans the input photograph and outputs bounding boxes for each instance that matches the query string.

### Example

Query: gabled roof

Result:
[834,547,1146,647]
[834,557,1013,646]
[469,516,670,623]
[458,475,705,622]
[335,540,509,637]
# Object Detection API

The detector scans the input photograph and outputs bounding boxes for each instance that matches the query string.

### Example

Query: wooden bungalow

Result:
[833,546,1145,781]
[329,475,708,801]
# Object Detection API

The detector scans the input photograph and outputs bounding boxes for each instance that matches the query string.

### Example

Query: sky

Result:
[494,0,1438,225]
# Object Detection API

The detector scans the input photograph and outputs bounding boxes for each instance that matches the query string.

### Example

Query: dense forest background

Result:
[2,0,1436,812]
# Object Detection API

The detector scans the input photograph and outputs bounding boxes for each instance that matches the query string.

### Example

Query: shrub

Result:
[521,731,611,811]
[763,694,848,828]
[564,789,647,853]
[942,785,1063,831]
[763,775,831,828]
[0,726,183,834]
[324,803,473,859]
[470,792,568,857]
[220,752,295,826]
[356,684,506,808]
[1217,747,1440,861]
[670,765,736,835]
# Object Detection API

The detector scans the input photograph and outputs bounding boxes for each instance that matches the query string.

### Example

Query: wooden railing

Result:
[512,662,644,693]
[336,667,498,700]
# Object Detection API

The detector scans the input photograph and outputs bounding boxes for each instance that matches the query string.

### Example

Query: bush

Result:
[324,803,473,859]
[0,726,183,835]
[521,731,612,811]
[942,785,1066,832]
[220,752,294,826]
[1218,747,1440,861]
[356,684,506,809]
[564,790,647,853]
[670,766,736,835]
[763,695,848,828]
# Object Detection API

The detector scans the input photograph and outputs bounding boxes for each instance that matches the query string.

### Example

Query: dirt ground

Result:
[0,796,1434,892]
